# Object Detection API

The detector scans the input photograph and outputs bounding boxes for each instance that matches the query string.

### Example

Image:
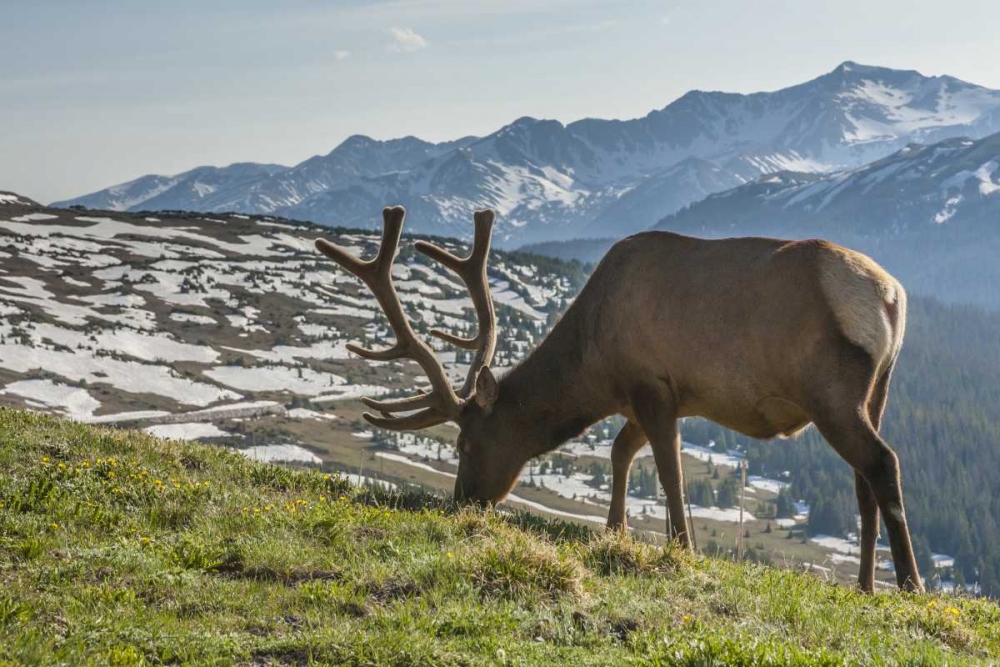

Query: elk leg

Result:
[631,384,690,548]
[813,407,922,592]
[854,471,879,593]
[856,368,892,592]
[607,420,647,531]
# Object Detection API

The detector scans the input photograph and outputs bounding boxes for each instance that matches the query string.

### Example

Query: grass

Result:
[0,409,998,666]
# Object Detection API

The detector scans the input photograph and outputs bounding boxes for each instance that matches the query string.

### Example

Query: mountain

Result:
[52,136,476,214]
[580,157,746,238]
[0,191,39,207]
[653,131,1000,309]
[56,62,1000,245]
[57,163,290,212]
[192,135,480,215]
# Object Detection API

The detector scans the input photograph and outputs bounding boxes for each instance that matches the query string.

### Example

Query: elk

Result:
[316,206,922,593]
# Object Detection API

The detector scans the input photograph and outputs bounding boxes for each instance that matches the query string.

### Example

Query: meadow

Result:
[1,409,997,666]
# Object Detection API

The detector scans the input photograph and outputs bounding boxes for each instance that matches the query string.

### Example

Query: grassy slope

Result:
[0,410,997,666]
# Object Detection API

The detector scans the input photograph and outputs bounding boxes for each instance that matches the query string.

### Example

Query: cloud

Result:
[333,50,351,61]
[387,26,429,53]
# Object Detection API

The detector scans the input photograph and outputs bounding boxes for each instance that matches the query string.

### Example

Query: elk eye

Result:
[458,438,471,455]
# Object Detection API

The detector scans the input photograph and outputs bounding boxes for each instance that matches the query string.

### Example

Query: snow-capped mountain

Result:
[653,131,1000,309]
[56,62,1000,245]
[60,163,290,213]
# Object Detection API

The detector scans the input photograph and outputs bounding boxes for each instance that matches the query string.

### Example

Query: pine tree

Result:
[774,488,796,519]
[716,476,739,509]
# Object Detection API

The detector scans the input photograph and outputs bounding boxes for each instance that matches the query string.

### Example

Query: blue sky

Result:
[3,0,999,203]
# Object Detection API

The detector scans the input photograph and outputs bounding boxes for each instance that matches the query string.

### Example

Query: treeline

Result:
[680,296,1000,595]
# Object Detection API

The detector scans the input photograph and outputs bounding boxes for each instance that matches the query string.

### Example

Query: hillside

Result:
[4,197,1000,593]
[1,410,998,665]
[55,62,1000,246]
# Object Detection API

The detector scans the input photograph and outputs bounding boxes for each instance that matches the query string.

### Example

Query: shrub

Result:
[581,530,684,577]
[470,533,584,600]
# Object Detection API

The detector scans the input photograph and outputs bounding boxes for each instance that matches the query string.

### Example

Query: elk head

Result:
[315,206,524,506]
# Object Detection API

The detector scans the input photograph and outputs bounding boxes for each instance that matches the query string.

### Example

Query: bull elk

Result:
[315,206,922,592]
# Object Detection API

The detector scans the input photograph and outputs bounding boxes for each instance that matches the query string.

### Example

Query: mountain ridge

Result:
[55,62,1000,245]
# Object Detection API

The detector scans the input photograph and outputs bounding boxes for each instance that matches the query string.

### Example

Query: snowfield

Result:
[238,444,322,465]
[145,422,231,440]
[0,206,566,419]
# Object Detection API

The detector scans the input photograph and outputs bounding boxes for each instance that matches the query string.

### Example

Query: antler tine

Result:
[360,392,437,413]
[315,206,405,286]
[361,408,452,431]
[315,206,463,430]
[414,209,498,398]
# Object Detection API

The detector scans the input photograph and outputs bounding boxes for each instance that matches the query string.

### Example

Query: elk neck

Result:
[493,307,612,458]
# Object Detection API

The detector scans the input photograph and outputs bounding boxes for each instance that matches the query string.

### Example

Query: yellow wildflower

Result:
[41,456,50,464]
[944,606,960,616]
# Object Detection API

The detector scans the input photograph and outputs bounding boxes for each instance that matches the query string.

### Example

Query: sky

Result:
[3,0,1000,204]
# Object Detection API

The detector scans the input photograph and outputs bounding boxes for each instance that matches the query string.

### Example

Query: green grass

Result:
[0,409,997,666]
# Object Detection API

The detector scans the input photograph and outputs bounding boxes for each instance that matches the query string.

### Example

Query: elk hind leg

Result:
[814,400,922,592]
[855,367,892,592]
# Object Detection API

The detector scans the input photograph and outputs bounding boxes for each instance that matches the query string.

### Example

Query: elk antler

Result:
[315,206,462,430]
[413,209,497,398]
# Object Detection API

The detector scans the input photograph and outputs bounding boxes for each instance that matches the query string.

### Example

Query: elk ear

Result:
[474,367,499,414]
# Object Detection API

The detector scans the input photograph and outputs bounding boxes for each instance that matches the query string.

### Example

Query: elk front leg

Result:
[631,383,691,548]
[607,420,647,531]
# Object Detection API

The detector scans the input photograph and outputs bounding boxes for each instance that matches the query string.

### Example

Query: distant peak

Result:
[511,116,540,126]
[340,134,376,147]
[831,60,886,75]
[827,60,936,82]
